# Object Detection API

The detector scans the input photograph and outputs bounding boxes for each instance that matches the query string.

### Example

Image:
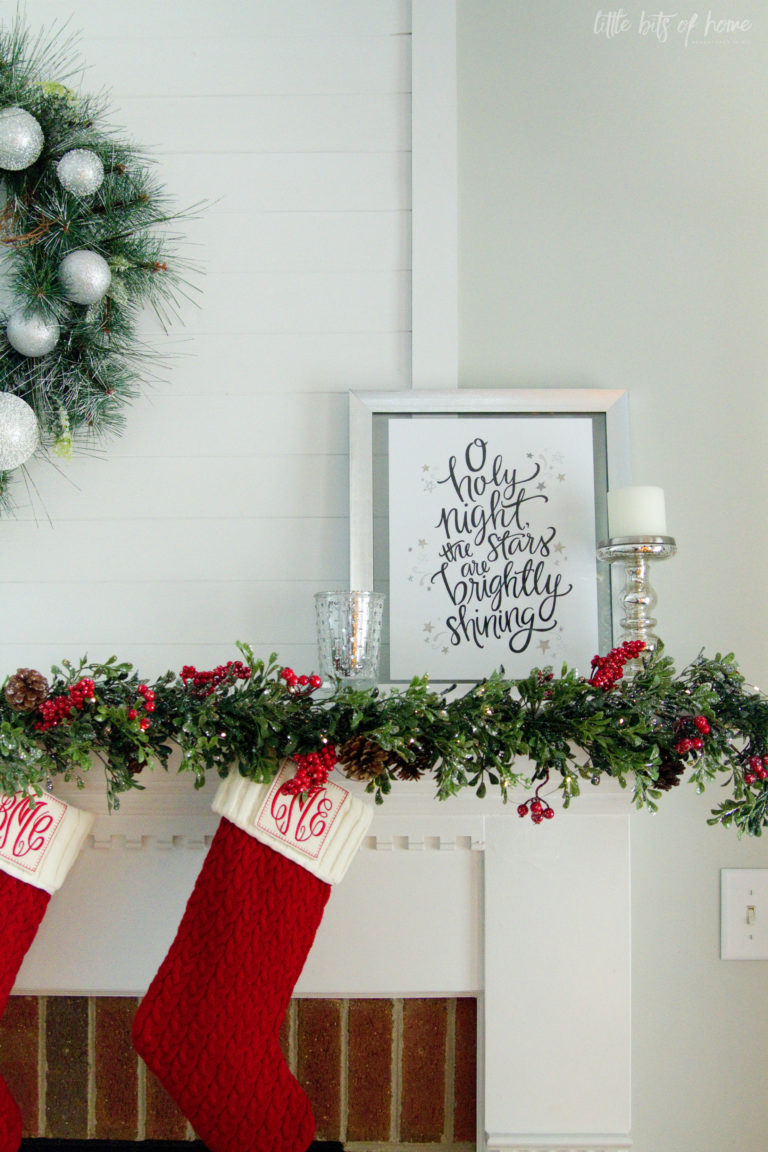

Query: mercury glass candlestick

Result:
[596,535,677,657]
[315,591,385,688]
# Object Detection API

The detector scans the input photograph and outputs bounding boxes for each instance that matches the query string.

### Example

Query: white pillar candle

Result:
[607,486,668,538]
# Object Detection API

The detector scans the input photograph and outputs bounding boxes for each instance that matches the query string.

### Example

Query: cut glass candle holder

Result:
[314,591,385,687]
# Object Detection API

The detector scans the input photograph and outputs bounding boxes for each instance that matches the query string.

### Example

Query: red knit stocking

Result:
[0,871,50,1151]
[134,819,329,1151]
[133,766,372,1152]
[0,791,92,1152]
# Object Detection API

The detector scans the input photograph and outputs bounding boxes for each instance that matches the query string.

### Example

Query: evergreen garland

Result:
[0,17,195,511]
[2,642,768,838]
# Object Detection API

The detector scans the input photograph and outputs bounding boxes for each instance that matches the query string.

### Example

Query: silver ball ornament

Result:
[0,393,39,470]
[6,309,60,358]
[59,249,112,305]
[0,106,44,171]
[56,148,105,197]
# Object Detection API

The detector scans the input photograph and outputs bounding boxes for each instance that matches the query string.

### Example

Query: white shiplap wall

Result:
[1,0,411,678]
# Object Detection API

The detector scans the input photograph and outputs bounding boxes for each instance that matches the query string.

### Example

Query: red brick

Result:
[347,999,392,1141]
[400,998,447,1142]
[45,996,88,1138]
[296,999,342,1140]
[145,1066,188,1140]
[453,997,477,1141]
[0,996,39,1136]
[94,997,139,1139]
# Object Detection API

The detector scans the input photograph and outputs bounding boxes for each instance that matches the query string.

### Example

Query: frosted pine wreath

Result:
[0,18,195,511]
[1,641,768,837]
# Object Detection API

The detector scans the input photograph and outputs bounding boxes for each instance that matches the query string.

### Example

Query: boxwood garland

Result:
[0,18,196,513]
[1,642,767,838]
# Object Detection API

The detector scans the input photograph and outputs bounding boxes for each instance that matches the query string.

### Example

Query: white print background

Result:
[388,417,600,680]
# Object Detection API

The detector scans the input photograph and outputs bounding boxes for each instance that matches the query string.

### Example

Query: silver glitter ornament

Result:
[0,106,44,171]
[0,393,39,470]
[59,249,111,305]
[56,148,105,196]
[6,309,60,357]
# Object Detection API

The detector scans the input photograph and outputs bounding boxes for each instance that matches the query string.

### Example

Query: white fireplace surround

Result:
[16,765,634,1152]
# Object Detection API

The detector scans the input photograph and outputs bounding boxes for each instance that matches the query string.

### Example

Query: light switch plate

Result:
[721,869,768,959]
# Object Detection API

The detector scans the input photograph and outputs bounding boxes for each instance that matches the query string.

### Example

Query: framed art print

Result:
[349,390,631,683]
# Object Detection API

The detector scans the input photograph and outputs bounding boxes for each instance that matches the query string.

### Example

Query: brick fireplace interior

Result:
[0,994,477,1148]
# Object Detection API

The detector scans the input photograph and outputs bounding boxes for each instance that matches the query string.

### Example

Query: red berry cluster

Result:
[127,683,156,732]
[517,772,555,825]
[180,660,251,697]
[675,714,711,757]
[589,640,646,689]
[517,797,555,824]
[281,744,338,796]
[743,755,768,786]
[280,667,322,695]
[34,678,96,731]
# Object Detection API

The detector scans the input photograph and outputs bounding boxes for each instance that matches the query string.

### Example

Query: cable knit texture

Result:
[0,868,51,1152]
[132,817,331,1152]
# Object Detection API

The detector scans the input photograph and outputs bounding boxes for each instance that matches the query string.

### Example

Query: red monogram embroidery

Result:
[256,766,347,860]
[0,792,65,872]
[270,788,334,843]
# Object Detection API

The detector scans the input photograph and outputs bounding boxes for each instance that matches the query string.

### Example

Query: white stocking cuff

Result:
[212,763,373,885]
[0,791,94,894]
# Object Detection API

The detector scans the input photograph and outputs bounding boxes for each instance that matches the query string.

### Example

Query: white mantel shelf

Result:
[50,757,637,849]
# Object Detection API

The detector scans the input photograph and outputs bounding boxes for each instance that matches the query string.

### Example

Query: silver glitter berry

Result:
[0,106,44,171]
[0,393,39,470]
[6,309,60,358]
[56,148,105,196]
[59,249,112,305]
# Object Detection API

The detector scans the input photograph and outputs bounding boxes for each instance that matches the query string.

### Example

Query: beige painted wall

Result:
[458,2,768,1147]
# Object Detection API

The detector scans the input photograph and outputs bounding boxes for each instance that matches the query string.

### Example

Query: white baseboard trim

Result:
[486,1135,632,1152]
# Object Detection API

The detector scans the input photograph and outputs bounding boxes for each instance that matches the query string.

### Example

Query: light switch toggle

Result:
[747,904,756,925]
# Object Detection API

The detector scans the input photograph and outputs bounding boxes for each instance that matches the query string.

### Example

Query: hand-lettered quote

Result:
[388,417,600,680]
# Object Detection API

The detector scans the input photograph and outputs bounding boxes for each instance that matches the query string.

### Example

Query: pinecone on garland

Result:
[4,668,50,712]
[337,735,390,781]
[392,743,434,781]
[656,754,685,791]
